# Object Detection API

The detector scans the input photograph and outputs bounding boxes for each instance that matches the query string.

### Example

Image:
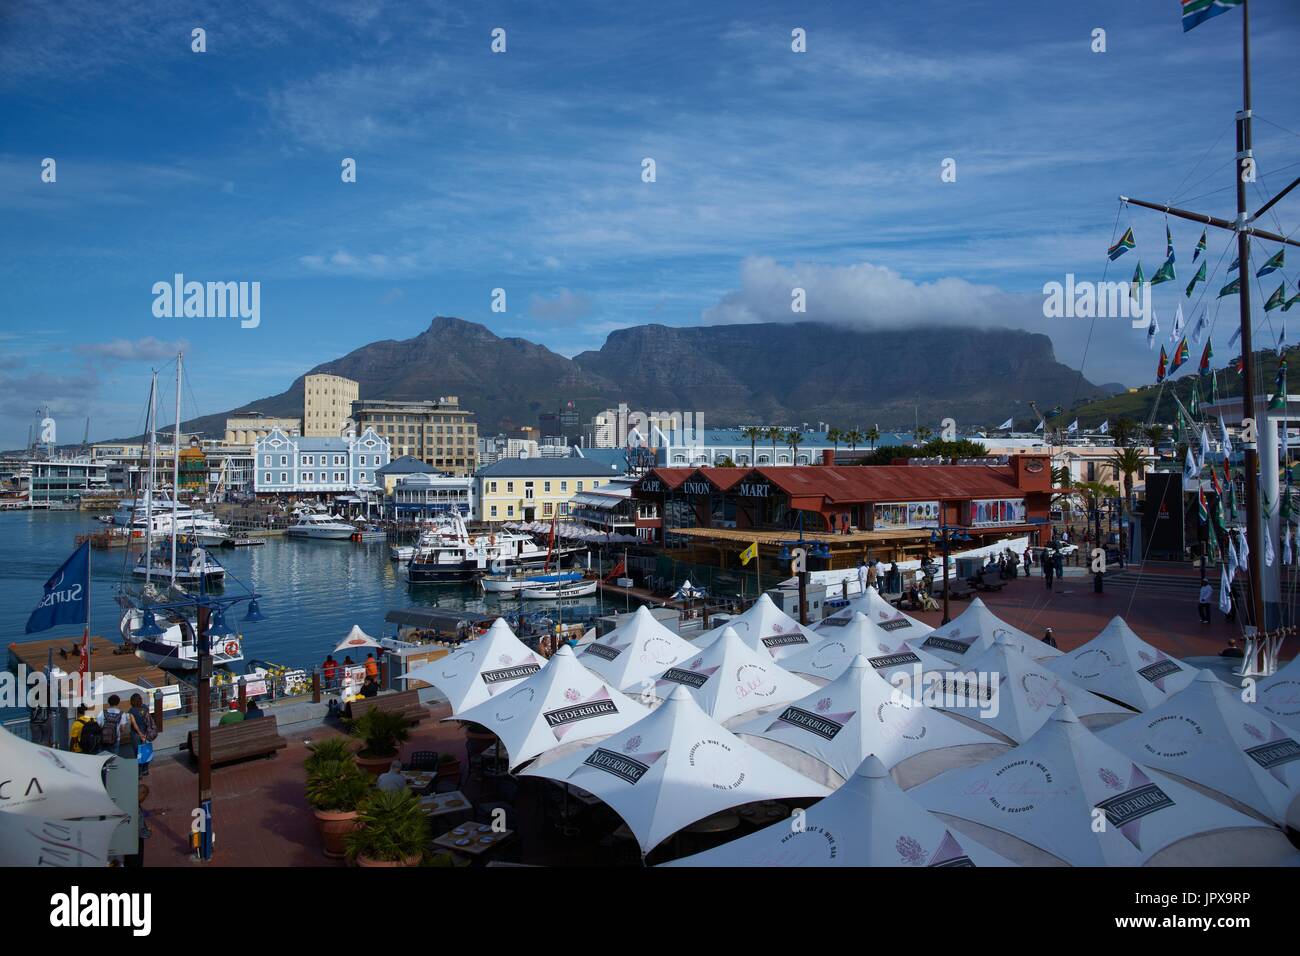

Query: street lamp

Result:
[930,523,973,625]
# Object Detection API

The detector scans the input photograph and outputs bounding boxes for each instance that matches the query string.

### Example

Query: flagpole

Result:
[1235,0,1267,635]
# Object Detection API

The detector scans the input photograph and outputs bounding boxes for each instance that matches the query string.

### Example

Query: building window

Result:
[280,455,288,466]
[560,502,569,515]
[490,505,497,517]
[264,472,271,483]
[577,481,584,491]
[335,472,345,482]
[507,482,514,493]
[303,472,313,482]
[560,481,567,492]
[490,481,497,493]
[263,455,271,466]
[303,455,313,466]
[544,481,551,492]
[280,472,288,483]
[543,502,553,516]
[506,505,514,516]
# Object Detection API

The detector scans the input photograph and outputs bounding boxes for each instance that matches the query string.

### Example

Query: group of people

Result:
[68,692,158,775]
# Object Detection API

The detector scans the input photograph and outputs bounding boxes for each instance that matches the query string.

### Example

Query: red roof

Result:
[644,465,1026,505]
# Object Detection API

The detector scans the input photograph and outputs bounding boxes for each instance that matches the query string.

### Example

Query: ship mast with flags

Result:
[1114,0,1300,673]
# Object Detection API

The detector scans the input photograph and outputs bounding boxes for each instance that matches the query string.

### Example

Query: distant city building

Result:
[351,397,477,476]
[26,459,109,502]
[225,415,301,446]
[252,426,389,495]
[476,435,540,466]
[476,457,625,524]
[303,373,359,437]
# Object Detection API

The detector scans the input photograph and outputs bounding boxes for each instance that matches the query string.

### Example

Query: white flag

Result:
[1147,311,1160,349]
[998,417,1014,430]
[1227,537,1239,579]
[1265,525,1276,567]
[1067,419,1079,434]
[1199,427,1211,470]
[1184,446,1199,483]
[1190,310,1208,346]
[1238,528,1250,567]
[1034,419,1044,432]
[1220,415,1233,458]
[1219,569,1233,613]
[1169,303,1185,343]
[1285,526,1294,566]
[1099,420,1109,434]
[1229,325,1242,348]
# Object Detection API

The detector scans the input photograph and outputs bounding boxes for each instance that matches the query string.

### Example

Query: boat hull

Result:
[521,580,597,600]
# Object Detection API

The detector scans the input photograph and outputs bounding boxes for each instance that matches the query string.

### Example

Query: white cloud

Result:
[76,337,190,361]
[528,288,594,324]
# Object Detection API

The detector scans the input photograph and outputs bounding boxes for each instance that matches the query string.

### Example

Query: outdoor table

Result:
[401,771,436,794]
[684,810,740,835]
[433,823,515,858]
[419,790,472,820]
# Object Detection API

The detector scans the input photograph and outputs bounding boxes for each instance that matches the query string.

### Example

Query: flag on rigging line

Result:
[1166,224,1175,260]
[998,417,1013,430]
[1169,304,1185,343]
[1182,0,1244,31]
[1238,526,1250,567]
[1270,358,1288,410]
[1131,262,1146,302]
[1186,260,1206,298]
[1190,380,1201,415]
[1211,369,1220,402]
[1190,309,1207,344]
[1265,525,1276,568]
[739,541,759,566]
[1220,415,1232,458]
[1034,419,1044,432]
[1257,249,1285,278]
[1219,566,1233,611]
[1193,228,1207,262]
[1286,526,1294,566]
[1228,255,1240,273]
[1285,290,1300,312]
[1264,283,1287,312]
[1147,310,1160,349]
[1108,227,1135,260]
[1184,446,1199,483]
[1170,337,1190,373]
[1151,254,1177,286]
[1199,426,1211,468]
[1197,486,1209,523]
[1219,276,1240,298]
[1099,420,1109,434]
[1228,324,1242,348]
[1157,345,1168,382]
[1199,339,1213,373]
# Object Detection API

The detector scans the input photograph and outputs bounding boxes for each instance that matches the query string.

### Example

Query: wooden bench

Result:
[185,715,287,767]
[944,579,975,600]
[345,689,428,724]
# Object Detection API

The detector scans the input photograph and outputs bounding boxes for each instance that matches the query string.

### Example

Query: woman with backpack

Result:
[125,693,156,776]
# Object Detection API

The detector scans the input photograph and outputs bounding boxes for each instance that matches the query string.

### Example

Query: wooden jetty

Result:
[7,634,172,689]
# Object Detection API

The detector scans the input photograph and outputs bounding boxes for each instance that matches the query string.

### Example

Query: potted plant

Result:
[305,757,371,859]
[345,788,431,867]
[304,736,353,776]
[436,750,462,786]
[348,709,411,776]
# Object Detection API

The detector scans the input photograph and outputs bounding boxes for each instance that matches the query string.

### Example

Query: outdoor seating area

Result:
[185,715,287,767]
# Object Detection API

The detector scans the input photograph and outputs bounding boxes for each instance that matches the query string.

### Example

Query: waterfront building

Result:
[476,457,626,524]
[225,415,301,445]
[351,397,477,476]
[390,472,476,518]
[252,426,389,496]
[303,373,359,437]
[569,474,659,541]
[629,455,1053,571]
[26,458,110,502]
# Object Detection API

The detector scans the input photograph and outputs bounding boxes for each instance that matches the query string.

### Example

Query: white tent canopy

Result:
[695,593,823,662]
[820,586,933,642]
[665,755,1015,867]
[1047,616,1195,712]
[333,624,382,654]
[784,611,951,687]
[934,638,1130,744]
[1251,653,1300,734]
[401,618,544,714]
[451,645,647,770]
[521,685,829,854]
[578,605,698,694]
[0,727,123,820]
[915,704,1295,866]
[736,655,1008,789]
[653,626,817,726]
[1102,670,1300,829]
[914,597,1061,665]
[0,812,124,867]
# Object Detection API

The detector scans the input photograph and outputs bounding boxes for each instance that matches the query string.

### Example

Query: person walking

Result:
[1053,547,1064,579]
[1198,578,1212,624]
[1022,547,1033,577]
[1044,553,1055,590]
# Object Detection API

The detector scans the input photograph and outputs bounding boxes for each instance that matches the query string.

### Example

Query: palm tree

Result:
[1109,445,1147,558]
[786,430,804,463]
[1110,417,1138,448]
[765,426,783,465]
[1050,466,1073,510]
[915,425,933,445]
[827,427,842,455]
[844,429,863,452]
[1144,424,1166,449]
[741,426,764,467]
[866,426,880,450]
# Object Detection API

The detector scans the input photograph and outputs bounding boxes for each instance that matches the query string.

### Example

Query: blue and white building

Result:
[253,426,390,496]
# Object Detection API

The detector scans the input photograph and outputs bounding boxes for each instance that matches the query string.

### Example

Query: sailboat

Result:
[116,355,244,673]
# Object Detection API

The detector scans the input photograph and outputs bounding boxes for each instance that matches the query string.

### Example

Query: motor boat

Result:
[406,513,585,584]
[520,578,598,600]
[481,570,585,594]
[118,598,244,673]
[286,512,357,539]
[133,544,226,586]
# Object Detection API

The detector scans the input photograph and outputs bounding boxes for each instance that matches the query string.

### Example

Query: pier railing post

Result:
[152,689,164,732]
[237,677,247,713]
[311,669,321,704]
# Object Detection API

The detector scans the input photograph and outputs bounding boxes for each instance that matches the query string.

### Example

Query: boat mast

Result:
[145,371,158,585]
[170,352,183,587]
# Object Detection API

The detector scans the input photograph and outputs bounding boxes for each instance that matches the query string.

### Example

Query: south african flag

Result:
[1265,283,1287,312]
[1182,0,1243,33]
[1200,339,1213,372]
[1193,228,1207,262]
[1219,276,1240,298]
[1170,336,1191,373]
[1186,260,1206,297]
[1151,254,1177,286]
[1109,227,1136,261]
[1157,345,1169,383]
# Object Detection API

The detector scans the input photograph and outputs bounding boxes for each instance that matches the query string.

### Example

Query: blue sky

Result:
[2,0,1297,447]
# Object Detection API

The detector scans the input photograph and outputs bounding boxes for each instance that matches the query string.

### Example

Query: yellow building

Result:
[225,415,301,446]
[304,373,359,437]
[476,457,622,524]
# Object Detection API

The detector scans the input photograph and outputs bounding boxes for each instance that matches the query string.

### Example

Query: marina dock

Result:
[7,634,171,689]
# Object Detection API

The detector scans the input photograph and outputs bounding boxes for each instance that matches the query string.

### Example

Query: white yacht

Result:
[480,569,585,594]
[133,544,227,586]
[406,513,586,583]
[286,512,357,539]
[113,495,230,544]
[119,598,245,672]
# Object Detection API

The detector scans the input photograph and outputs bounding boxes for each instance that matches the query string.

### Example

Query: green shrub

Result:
[345,788,431,863]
